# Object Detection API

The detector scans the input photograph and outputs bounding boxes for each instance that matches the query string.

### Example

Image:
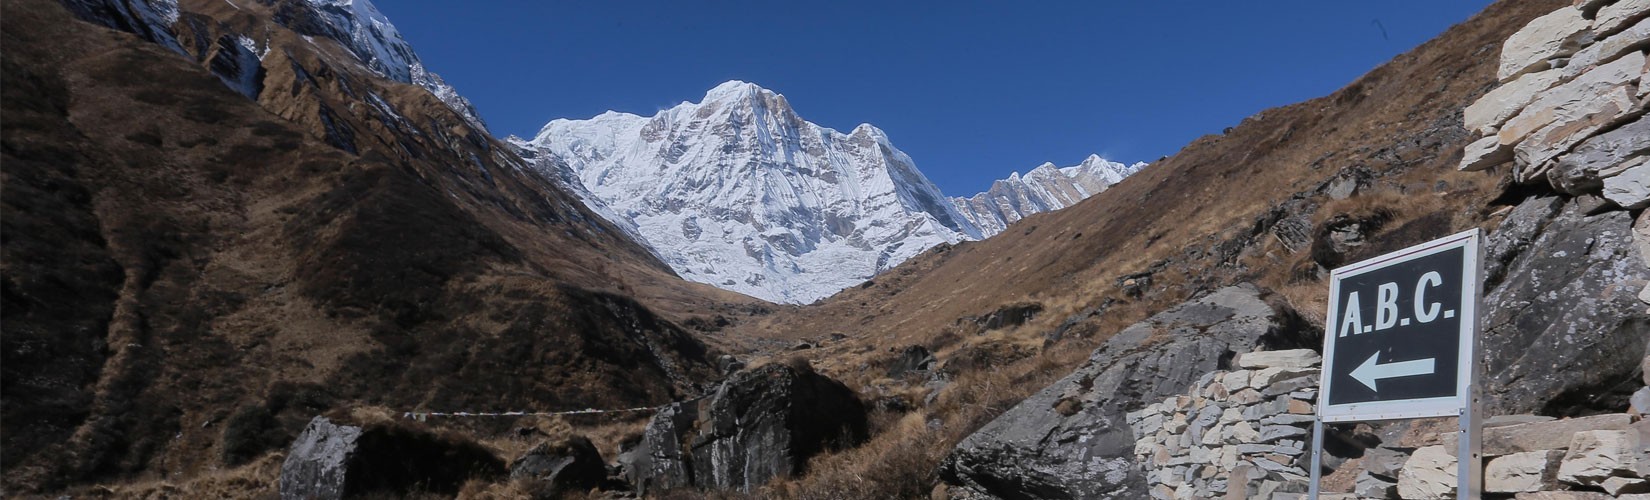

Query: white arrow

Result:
[1349,353,1435,391]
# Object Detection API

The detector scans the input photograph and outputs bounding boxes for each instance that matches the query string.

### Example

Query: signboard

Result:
[1317,228,1483,422]
[1308,228,1484,500]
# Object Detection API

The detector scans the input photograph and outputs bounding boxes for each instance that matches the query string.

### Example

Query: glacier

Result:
[513,81,1144,304]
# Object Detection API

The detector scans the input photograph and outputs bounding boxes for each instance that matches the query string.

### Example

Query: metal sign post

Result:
[1307,229,1484,499]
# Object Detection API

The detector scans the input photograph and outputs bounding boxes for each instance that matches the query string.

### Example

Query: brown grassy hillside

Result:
[0,0,760,492]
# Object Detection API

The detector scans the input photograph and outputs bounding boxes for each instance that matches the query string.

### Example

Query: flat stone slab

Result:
[1498,5,1592,80]
[1398,445,1458,500]
[1443,413,1633,456]
[1558,429,1643,485]
[1235,349,1320,370]
[1486,450,1565,493]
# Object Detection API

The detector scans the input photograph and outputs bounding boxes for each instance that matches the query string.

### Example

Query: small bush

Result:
[220,405,285,466]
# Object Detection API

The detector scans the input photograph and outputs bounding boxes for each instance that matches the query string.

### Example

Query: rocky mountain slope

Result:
[516,81,1140,304]
[1,0,761,493]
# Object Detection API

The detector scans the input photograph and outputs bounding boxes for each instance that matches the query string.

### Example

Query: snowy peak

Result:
[513,80,981,304]
[952,156,1145,237]
[515,80,1142,303]
[297,0,488,130]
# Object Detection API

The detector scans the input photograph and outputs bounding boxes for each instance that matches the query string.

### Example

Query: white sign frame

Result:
[1308,228,1484,500]
[1316,228,1482,422]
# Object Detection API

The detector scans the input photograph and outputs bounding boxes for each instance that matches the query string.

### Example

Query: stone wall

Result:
[1126,349,1322,499]
[1126,349,1650,499]
[1458,0,1648,210]
[1398,414,1650,498]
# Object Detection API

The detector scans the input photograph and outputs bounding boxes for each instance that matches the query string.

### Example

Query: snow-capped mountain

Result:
[294,0,487,130]
[512,81,985,304]
[954,155,1145,237]
[513,81,1143,304]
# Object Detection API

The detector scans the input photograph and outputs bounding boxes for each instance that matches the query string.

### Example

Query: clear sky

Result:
[377,1,1496,196]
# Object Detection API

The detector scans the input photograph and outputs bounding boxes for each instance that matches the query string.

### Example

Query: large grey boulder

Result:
[622,362,868,494]
[938,284,1298,499]
[1481,196,1650,416]
[278,416,504,499]
[621,400,700,493]
[279,417,361,500]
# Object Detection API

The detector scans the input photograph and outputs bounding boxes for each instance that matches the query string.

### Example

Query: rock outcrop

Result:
[278,417,360,500]
[1480,195,1650,416]
[278,416,504,499]
[939,284,1302,499]
[889,345,938,378]
[621,362,868,494]
[509,436,608,497]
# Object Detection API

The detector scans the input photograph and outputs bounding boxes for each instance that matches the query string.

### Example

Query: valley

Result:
[2,0,1647,498]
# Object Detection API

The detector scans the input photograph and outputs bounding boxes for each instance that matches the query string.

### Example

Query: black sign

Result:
[1320,230,1480,421]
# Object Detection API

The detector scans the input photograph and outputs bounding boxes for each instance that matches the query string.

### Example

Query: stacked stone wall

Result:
[1126,349,1323,499]
[1458,0,1649,213]
[1129,347,1650,499]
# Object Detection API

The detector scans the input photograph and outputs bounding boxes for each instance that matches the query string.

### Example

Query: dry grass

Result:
[756,329,1107,499]
[62,453,283,499]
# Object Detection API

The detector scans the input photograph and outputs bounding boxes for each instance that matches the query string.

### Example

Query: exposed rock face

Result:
[1480,196,1650,416]
[278,416,504,499]
[623,363,868,494]
[278,417,361,500]
[939,285,1299,499]
[509,436,607,496]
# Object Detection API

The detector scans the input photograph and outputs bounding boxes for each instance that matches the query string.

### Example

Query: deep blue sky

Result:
[378,1,1495,196]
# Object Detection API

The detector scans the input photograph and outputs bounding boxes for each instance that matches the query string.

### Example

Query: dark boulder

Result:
[510,436,607,497]
[622,362,869,494]
[1480,196,1650,416]
[939,284,1299,499]
[278,416,504,499]
[888,345,937,378]
[971,302,1045,331]
[715,354,746,375]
